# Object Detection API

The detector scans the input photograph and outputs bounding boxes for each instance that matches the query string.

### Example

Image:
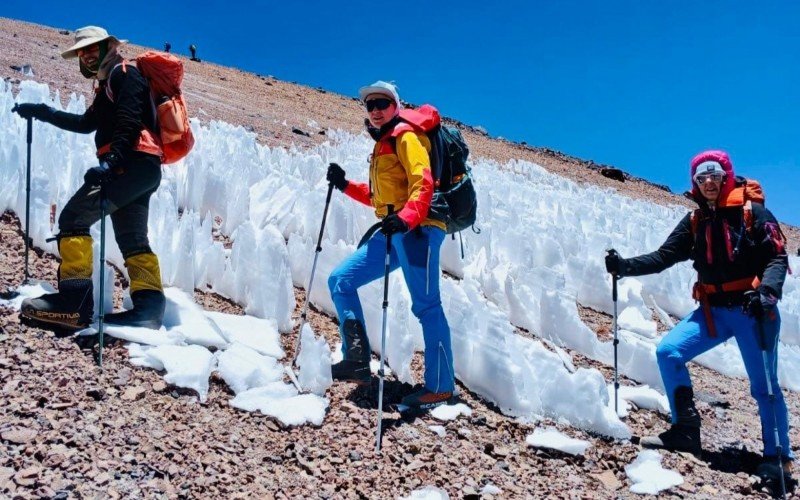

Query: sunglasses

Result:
[365,98,393,112]
[695,172,724,184]
[76,44,100,57]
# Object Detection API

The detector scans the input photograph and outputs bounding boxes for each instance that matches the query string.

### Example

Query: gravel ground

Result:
[2,209,798,498]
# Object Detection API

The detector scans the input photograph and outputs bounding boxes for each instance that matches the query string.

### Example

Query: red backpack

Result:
[689,176,789,271]
[108,51,195,164]
[689,178,764,237]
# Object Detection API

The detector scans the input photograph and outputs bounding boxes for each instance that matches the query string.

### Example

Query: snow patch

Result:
[525,427,591,455]
[398,486,450,500]
[205,310,284,358]
[428,425,446,438]
[625,450,683,494]
[0,280,54,309]
[297,323,333,395]
[216,342,283,394]
[162,288,227,348]
[608,384,670,417]
[127,344,216,402]
[481,483,502,495]
[230,382,328,426]
[431,403,472,421]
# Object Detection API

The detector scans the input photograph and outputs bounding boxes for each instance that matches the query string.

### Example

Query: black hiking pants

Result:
[58,153,162,258]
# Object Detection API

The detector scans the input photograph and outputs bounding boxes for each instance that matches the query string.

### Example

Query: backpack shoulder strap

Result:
[386,122,417,153]
[104,61,131,102]
[690,209,701,235]
[389,122,416,138]
[743,200,754,233]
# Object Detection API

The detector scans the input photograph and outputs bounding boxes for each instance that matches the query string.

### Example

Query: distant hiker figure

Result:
[189,44,199,61]
[606,150,792,487]
[12,26,167,332]
[326,81,455,410]
[164,42,171,53]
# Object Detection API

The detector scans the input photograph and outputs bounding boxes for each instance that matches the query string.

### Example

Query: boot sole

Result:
[104,320,162,330]
[20,313,87,334]
[399,395,456,412]
[639,439,702,458]
[332,375,372,386]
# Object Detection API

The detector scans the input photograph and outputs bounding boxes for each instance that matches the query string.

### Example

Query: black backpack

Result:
[392,105,478,235]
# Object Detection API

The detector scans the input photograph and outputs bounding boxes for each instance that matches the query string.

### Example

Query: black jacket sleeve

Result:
[108,66,149,159]
[622,213,694,276]
[41,106,97,134]
[751,203,789,298]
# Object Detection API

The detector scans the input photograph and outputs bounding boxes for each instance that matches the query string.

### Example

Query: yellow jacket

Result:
[344,124,445,231]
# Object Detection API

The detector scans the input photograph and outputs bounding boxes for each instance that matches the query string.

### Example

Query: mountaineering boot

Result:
[20,279,94,332]
[105,290,166,329]
[331,359,371,385]
[400,387,453,411]
[20,234,94,332]
[105,252,165,329]
[641,386,702,456]
[332,319,371,384]
[757,458,795,492]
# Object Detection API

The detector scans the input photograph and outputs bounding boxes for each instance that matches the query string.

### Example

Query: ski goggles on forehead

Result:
[365,98,393,112]
[694,172,725,184]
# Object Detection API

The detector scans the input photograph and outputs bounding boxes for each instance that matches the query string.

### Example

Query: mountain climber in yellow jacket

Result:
[326,81,455,410]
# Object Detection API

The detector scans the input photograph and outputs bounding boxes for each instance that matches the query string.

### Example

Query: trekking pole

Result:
[375,205,394,454]
[97,183,107,368]
[286,182,335,389]
[608,250,620,416]
[23,113,32,285]
[756,314,787,499]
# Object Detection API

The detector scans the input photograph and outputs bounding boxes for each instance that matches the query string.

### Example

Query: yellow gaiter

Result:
[125,252,164,293]
[58,235,93,282]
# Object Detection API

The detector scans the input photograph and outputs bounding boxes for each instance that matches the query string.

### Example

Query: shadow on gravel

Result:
[345,379,414,410]
[703,445,761,474]
[705,446,798,498]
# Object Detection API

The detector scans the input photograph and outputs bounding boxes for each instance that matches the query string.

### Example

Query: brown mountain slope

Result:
[3,16,796,250]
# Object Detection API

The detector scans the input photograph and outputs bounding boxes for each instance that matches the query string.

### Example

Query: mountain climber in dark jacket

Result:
[325,81,455,410]
[606,150,792,484]
[12,26,166,332]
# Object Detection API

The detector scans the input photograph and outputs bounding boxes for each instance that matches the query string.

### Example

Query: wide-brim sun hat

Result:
[358,80,401,105]
[61,26,127,59]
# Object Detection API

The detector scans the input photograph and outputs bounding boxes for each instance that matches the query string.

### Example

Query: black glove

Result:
[12,103,52,121]
[381,213,408,235]
[99,153,120,170]
[743,288,778,319]
[326,162,348,191]
[84,161,112,185]
[605,249,626,276]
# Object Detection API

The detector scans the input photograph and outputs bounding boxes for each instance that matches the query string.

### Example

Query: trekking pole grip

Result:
[26,117,32,144]
[612,274,618,302]
[756,315,768,352]
[315,182,335,253]
[384,205,394,301]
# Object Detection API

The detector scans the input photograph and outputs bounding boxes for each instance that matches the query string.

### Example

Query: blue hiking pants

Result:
[657,306,792,459]
[327,226,455,393]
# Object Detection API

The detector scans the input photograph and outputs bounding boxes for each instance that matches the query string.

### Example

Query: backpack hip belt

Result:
[692,275,760,337]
